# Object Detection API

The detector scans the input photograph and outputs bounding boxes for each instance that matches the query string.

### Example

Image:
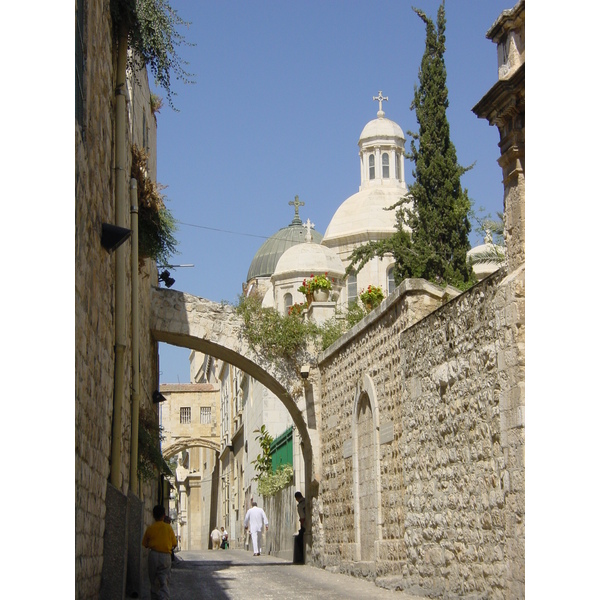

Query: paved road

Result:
[168,549,420,600]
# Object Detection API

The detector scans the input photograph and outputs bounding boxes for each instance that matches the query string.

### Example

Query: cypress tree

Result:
[347,2,475,290]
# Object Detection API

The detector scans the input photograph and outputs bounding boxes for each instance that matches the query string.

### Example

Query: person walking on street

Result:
[244,501,269,556]
[211,527,221,549]
[220,526,229,549]
[142,504,177,600]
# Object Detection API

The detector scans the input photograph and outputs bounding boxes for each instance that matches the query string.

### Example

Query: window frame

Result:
[180,407,192,424]
[382,153,389,178]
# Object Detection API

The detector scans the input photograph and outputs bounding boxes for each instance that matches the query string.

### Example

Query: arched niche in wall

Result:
[351,373,383,562]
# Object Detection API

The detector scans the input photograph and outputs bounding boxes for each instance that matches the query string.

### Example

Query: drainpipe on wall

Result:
[130,178,140,495]
[110,24,129,489]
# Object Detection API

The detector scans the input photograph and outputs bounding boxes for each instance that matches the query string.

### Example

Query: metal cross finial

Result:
[303,218,315,242]
[289,195,305,219]
[373,90,388,114]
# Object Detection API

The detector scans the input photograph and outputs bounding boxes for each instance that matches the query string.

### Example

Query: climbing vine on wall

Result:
[236,294,369,356]
[251,426,294,498]
[138,408,173,482]
[236,295,319,361]
[257,465,294,498]
[131,144,178,264]
[111,0,195,109]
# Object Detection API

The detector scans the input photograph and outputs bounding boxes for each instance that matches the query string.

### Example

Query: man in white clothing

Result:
[243,501,269,556]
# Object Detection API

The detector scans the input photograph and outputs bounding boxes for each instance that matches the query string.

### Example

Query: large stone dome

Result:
[246,214,323,281]
[322,187,401,246]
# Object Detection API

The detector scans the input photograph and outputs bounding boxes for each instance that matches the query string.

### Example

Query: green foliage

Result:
[132,144,178,264]
[111,0,195,109]
[236,295,318,361]
[251,425,274,480]
[318,317,346,351]
[252,426,293,498]
[257,464,294,497]
[317,302,368,351]
[150,92,164,115]
[287,302,308,316]
[237,293,371,355]
[469,211,506,266]
[138,409,173,482]
[347,3,475,292]
[345,301,368,328]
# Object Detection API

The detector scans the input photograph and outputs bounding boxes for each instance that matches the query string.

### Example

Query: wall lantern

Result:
[101,223,132,253]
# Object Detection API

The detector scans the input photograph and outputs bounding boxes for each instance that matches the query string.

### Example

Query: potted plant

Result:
[360,285,384,311]
[298,273,333,303]
[310,273,333,301]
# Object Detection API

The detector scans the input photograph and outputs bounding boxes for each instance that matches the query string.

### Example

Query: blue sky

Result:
[154,0,514,383]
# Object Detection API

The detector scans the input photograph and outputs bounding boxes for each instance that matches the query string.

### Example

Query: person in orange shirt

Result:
[142,505,177,599]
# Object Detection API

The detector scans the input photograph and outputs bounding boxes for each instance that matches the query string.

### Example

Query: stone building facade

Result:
[159,383,221,550]
[75,1,163,597]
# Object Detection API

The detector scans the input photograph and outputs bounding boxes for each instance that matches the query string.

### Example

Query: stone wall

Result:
[75,1,161,597]
[75,2,117,596]
[317,267,525,600]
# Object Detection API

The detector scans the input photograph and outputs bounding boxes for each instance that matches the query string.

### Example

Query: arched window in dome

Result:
[347,273,358,305]
[284,293,293,313]
[387,266,396,295]
[382,153,389,178]
[369,155,375,180]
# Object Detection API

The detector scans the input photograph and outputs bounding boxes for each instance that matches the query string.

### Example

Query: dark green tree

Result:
[347,2,475,290]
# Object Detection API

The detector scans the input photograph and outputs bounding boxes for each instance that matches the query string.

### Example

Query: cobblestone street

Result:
[165,549,420,600]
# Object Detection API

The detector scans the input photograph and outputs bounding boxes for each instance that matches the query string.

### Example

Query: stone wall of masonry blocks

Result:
[318,266,525,600]
[75,1,160,596]
[75,2,117,596]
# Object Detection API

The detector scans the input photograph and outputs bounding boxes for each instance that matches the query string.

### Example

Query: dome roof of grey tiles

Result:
[246,218,323,281]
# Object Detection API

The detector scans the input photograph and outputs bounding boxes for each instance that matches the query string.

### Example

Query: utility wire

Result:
[176,220,270,240]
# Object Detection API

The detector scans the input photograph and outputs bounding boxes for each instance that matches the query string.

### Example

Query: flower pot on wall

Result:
[313,289,329,302]
[305,293,314,306]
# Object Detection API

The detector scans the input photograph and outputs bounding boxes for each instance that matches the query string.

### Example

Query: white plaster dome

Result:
[272,241,345,282]
[323,187,402,245]
[359,115,405,142]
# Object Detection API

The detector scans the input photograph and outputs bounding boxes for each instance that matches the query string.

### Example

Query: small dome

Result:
[359,115,405,144]
[247,220,323,281]
[273,242,345,281]
[467,242,504,282]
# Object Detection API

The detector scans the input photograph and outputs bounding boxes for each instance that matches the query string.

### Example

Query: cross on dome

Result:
[289,195,305,225]
[303,218,315,242]
[373,90,388,118]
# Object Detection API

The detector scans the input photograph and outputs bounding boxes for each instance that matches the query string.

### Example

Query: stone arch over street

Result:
[150,286,322,507]
[163,437,221,460]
